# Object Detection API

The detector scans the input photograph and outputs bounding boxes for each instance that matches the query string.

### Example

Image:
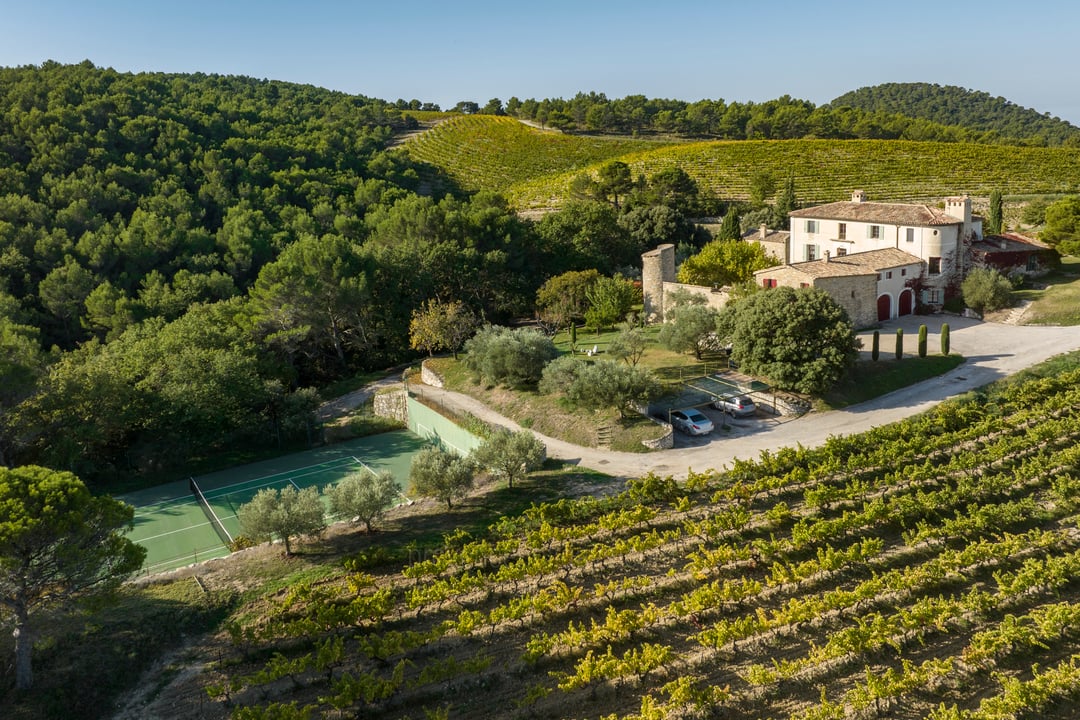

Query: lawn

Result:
[818,353,967,409]
[1015,256,1080,325]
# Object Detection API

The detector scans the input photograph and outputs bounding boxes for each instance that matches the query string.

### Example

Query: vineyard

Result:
[208,354,1080,720]
[402,116,1080,210]
[403,115,675,194]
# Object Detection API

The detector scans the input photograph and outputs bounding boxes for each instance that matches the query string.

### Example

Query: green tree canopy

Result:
[961,267,1013,314]
[326,470,400,533]
[718,286,859,394]
[409,299,479,358]
[1040,196,1080,255]
[677,239,779,287]
[408,446,474,509]
[237,485,326,556]
[584,275,639,333]
[657,292,720,360]
[539,357,660,418]
[471,429,546,489]
[535,269,600,333]
[462,325,558,389]
[0,465,145,690]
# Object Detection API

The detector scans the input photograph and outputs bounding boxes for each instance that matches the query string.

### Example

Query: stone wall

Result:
[662,281,732,314]
[421,361,445,388]
[373,387,408,423]
[814,275,879,329]
[641,420,674,450]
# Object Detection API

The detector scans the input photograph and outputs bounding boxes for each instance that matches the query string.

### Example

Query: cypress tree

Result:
[895,328,903,360]
[718,207,741,241]
[871,330,880,361]
[918,324,928,358]
[987,189,1003,235]
[941,323,950,355]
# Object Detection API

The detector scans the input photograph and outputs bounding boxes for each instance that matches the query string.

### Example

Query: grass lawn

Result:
[1015,256,1080,325]
[818,353,967,410]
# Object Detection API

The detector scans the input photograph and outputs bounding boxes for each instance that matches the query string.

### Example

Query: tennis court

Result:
[123,430,427,576]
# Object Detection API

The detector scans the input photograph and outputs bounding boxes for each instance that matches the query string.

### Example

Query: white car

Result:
[714,395,756,417]
[669,408,714,436]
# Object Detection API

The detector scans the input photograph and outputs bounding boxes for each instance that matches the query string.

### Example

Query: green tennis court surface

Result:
[122,431,426,576]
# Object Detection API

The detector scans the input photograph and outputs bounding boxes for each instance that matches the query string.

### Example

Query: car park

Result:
[714,395,756,417]
[669,408,714,436]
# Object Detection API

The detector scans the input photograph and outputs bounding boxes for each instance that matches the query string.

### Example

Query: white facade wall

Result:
[791,220,961,297]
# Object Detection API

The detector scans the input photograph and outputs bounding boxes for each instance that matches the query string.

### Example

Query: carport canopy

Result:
[651,372,771,415]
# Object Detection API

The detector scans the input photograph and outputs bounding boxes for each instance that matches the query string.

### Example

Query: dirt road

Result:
[413,316,1080,480]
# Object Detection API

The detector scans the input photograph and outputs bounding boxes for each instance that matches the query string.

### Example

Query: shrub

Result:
[462,325,558,388]
[941,323,951,355]
[961,268,1013,314]
[918,325,928,358]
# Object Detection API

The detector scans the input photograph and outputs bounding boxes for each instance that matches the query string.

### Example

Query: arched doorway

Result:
[898,289,914,316]
[877,294,891,322]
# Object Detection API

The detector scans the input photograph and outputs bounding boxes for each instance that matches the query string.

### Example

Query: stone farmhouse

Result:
[643,190,1055,329]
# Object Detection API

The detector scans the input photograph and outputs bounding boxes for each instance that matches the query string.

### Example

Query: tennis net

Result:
[189,476,234,549]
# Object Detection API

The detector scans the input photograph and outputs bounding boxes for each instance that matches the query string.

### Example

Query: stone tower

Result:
[641,243,676,323]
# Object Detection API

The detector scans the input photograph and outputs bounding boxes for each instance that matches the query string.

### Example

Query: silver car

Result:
[669,408,714,436]
[714,395,756,417]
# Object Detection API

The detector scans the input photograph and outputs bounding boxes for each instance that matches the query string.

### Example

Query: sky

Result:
[3,0,1079,125]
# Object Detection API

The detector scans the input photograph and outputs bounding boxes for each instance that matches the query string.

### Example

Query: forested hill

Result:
[0,61,549,483]
[830,82,1080,146]
[489,90,1076,146]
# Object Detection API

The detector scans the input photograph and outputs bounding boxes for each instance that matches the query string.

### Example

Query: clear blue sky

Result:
[3,0,1078,124]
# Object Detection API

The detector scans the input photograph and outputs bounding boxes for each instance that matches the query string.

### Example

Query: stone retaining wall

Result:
[421,361,445,388]
[373,387,408,423]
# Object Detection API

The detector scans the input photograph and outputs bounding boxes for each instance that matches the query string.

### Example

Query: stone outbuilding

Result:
[753,247,924,328]
[969,233,1056,278]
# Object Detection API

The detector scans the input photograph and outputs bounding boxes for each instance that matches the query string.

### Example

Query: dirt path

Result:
[412,317,1080,480]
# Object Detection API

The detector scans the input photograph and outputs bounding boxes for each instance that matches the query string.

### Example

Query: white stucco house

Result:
[753,190,983,320]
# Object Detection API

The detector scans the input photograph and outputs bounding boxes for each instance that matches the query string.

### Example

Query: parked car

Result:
[714,395,756,417]
[669,408,714,436]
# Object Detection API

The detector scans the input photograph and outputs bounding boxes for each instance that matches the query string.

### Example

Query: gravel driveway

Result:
[412,317,1080,480]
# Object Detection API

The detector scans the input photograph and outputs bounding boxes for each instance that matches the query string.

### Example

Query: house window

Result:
[927,289,941,304]
[806,220,818,234]
[806,245,817,261]
[929,257,942,275]
[886,271,893,279]
[800,282,809,288]
[838,223,847,241]
[836,247,847,257]
[868,225,882,239]
[901,268,907,276]
[1027,255,1038,272]
[876,273,881,280]
[762,278,777,288]
[906,228,915,243]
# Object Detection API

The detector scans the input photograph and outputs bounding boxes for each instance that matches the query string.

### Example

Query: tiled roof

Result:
[742,228,790,244]
[971,233,1051,254]
[790,200,962,227]
[754,248,923,280]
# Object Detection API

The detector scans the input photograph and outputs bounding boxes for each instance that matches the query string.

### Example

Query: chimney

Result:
[851,190,867,203]
[823,250,831,263]
[759,223,768,240]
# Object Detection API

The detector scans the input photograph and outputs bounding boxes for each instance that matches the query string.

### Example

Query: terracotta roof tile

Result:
[754,248,923,280]
[790,200,962,227]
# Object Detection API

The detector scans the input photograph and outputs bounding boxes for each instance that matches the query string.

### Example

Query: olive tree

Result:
[472,429,546,489]
[961,267,1013,314]
[0,466,146,690]
[408,446,474,509]
[462,325,558,388]
[237,485,326,556]
[326,470,400,533]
